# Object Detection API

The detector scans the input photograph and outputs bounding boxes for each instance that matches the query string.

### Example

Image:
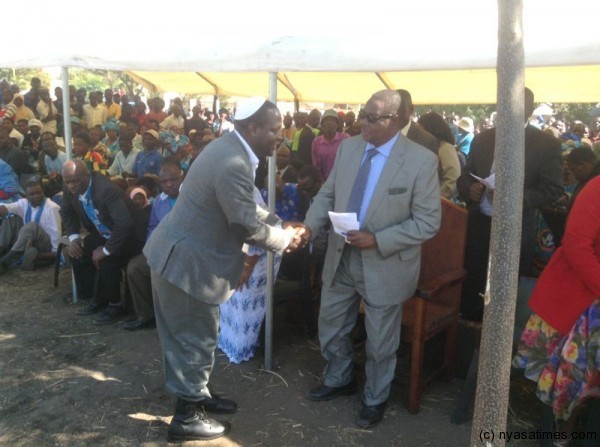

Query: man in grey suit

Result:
[303,89,441,428]
[144,98,305,442]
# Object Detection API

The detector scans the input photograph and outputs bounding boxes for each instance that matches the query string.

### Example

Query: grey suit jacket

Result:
[304,134,441,305]
[144,132,290,305]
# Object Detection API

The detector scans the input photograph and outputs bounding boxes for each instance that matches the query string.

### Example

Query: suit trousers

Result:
[460,209,492,322]
[72,232,128,306]
[0,214,24,255]
[126,253,153,321]
[318,244,403,406]
[151,270,219,401]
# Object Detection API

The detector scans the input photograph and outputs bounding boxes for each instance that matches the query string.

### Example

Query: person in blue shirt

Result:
[456,117,474,157]
[133,130,163,178]
[0,158,19,204]
[124,157,183,330]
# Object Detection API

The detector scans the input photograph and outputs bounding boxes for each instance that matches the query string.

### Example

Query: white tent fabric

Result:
[5,0,600,103]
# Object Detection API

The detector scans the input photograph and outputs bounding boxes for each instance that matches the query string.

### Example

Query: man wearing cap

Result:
[36,88,58,135]
[303,89,441,429]
[0,127,31,178]
[311,109,350,180]
[22,119,43,157]
[132,130,163,178]
[144,97,306,442]
[456,116,474,157]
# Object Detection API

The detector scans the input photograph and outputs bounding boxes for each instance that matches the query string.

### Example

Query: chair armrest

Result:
[415,269,467,300]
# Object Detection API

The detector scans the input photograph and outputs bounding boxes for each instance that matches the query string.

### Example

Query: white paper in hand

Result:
[328,212,359,242]
[470,172,495,190]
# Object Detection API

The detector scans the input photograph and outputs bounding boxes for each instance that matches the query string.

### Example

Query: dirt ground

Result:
[0,265,541,447]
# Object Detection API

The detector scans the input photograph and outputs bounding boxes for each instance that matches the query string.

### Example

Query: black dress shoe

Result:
[92,306,126,325]
[356,401,387,429]
[122,318,156,331]
[168,399,230,442]
[306,379,357,401]
[198,394,238,414]
[76,301,105,316]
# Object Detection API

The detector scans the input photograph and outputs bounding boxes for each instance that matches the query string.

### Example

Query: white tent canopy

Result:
[5,0,600,104]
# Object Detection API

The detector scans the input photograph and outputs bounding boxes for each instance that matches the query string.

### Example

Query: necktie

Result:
[346,148,378,220]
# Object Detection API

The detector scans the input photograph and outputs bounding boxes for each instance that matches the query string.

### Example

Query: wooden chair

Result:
[400,198,468,414]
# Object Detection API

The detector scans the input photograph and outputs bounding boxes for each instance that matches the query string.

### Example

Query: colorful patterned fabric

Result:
[513,300,600,421]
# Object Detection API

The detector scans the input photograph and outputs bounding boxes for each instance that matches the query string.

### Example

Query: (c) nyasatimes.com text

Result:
[478,429,598,443]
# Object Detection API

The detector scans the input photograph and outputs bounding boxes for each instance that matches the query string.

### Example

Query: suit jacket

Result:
[304,134,441,305]
[144,132,291,305]
[406,122,439,154]
[456,125,563,269]
[60,172,142,257]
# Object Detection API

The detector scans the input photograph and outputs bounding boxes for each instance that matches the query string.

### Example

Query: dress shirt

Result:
[36,101,58,134]
[233,130,259,179]
[311,132,350,180]
[357,133,400,225]
[83,104,107,128]
[107,148,141,176]
[147,192,176,240]
[103,102,121,120]
[4,197,62,252]
[133,149,163,178]
[44,151,67,174]
[159,114,185,131]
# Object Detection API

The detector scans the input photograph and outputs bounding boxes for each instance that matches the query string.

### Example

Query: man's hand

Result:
[346,230,377,250]
[92,246,107,269]
[282,221,309,252]
[0,205,7,218]
[68,238,84,259]
[468,182,485,203]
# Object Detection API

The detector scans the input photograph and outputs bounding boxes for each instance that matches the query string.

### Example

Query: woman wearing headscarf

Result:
[102,119,121,160]
[12,94,35,122]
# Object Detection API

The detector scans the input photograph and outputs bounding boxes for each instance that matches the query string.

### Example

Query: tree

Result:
[0,68,51,91]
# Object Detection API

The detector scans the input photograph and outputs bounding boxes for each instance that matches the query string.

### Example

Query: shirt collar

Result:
[400,120,411,136]
[233,130,259,175]
[79,179,92,201]
[365,132,400,157]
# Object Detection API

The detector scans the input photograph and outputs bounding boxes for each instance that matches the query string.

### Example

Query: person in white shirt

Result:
[107,135,140,177]
[83,93,107,129]
[0,178,62,271]
[159,105,185,131]
[36,89,58,135]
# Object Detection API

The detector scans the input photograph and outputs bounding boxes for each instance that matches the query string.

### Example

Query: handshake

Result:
[282,221,311,252]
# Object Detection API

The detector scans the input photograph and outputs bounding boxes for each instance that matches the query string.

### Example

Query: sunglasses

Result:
[358,109,399,124]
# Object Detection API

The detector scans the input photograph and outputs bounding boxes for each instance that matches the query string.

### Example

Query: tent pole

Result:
[61,66,78,304]
[470,1,524,445]
[265,72,278,371]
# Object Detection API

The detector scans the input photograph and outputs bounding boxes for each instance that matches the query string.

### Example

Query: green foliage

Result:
[551,103,596,124]
[414,104,496,123]
[0,68,51,91]
[67,68,109,93]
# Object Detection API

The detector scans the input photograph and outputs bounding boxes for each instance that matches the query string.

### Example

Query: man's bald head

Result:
[370,89,402,115]
[63,159,91,196]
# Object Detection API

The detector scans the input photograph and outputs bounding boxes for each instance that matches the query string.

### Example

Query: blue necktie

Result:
[346,148,378,220]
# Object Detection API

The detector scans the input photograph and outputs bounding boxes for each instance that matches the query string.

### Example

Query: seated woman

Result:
[218,188,283,364]
[513,176,600,441]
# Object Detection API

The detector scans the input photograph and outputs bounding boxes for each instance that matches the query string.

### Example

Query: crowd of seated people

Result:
[0,78,596,334]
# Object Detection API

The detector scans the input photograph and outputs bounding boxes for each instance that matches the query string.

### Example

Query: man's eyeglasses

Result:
[358,109,399,124]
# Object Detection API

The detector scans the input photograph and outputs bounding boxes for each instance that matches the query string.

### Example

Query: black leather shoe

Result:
[168,399,230,442]
[356,401,387,429]
[122,318,156,331]
[306,379,357,401]
[76,301,105,316]
[198,394,238,414]
[92,306,125,325]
